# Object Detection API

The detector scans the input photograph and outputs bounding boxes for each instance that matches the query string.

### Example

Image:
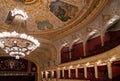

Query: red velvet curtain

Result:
[78,68,84,79]
[70,69,76,79]
[54,71,57,78]
[71,43,84,61]
[98,65,108,79]
[112,61,120,78]
[61,46,70,63]
[86,36,102,56]
[87,67,95,79]
[64,70,69,79]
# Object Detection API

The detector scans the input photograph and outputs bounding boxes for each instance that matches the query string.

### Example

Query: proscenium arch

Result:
[35,37,58,61]
[0,54,41,81]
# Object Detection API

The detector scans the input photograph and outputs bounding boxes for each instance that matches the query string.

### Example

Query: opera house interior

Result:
[0,0,120,81]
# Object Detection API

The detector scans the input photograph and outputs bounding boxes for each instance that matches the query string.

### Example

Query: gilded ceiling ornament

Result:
[37,21,53,30]
[102,14,111,22]
[71,35,77,40]
[50,0,78,22]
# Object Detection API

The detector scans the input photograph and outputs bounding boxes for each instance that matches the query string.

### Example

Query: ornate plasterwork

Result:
[0,0,102,35]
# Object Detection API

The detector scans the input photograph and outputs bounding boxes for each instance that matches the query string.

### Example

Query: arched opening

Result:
[0,57,37,81]
[85,30,99,57]
[102,19,120,51]
[85,19,120,57]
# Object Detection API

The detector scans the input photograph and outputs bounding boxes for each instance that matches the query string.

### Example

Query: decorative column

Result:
[107,62,112,79]
[41,71,43,78]
[100,33,104,46]
[62,69,64,78]
[58,47,62,64]
[68,69,71,78]
[51,70,54,78]
[45,71,48,78]
[83,42,86,57]
[69,45,73,61]
[75,68,78,78]
[57,68,60,79]
[94,64,98,78]
[84,66,87,78]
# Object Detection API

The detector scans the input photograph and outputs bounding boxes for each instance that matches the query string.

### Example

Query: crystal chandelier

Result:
[0,31,40,59]
[0,2,40,59]
[11,8,28,20]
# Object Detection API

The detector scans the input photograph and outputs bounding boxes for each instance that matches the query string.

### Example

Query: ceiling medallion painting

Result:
[50,0,78,22]
[37,21,53,30]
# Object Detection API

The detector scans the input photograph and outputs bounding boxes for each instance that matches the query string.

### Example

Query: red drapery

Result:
[77,68,84,79]
[87,67,95,79]
[61,46,70,63]
[98,65,108,78]
[70,69,76,79]
[71,43,84,61]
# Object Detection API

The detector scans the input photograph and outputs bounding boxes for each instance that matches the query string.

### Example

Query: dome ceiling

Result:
[0,0,107,40]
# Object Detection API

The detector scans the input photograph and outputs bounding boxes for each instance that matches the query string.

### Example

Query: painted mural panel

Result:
[50,0,78,22]
[37,21,53,30]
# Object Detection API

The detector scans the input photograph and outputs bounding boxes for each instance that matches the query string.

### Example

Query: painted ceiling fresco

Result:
[37,21,53,30]
[0,0,88,31]
[50,0,78,22]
